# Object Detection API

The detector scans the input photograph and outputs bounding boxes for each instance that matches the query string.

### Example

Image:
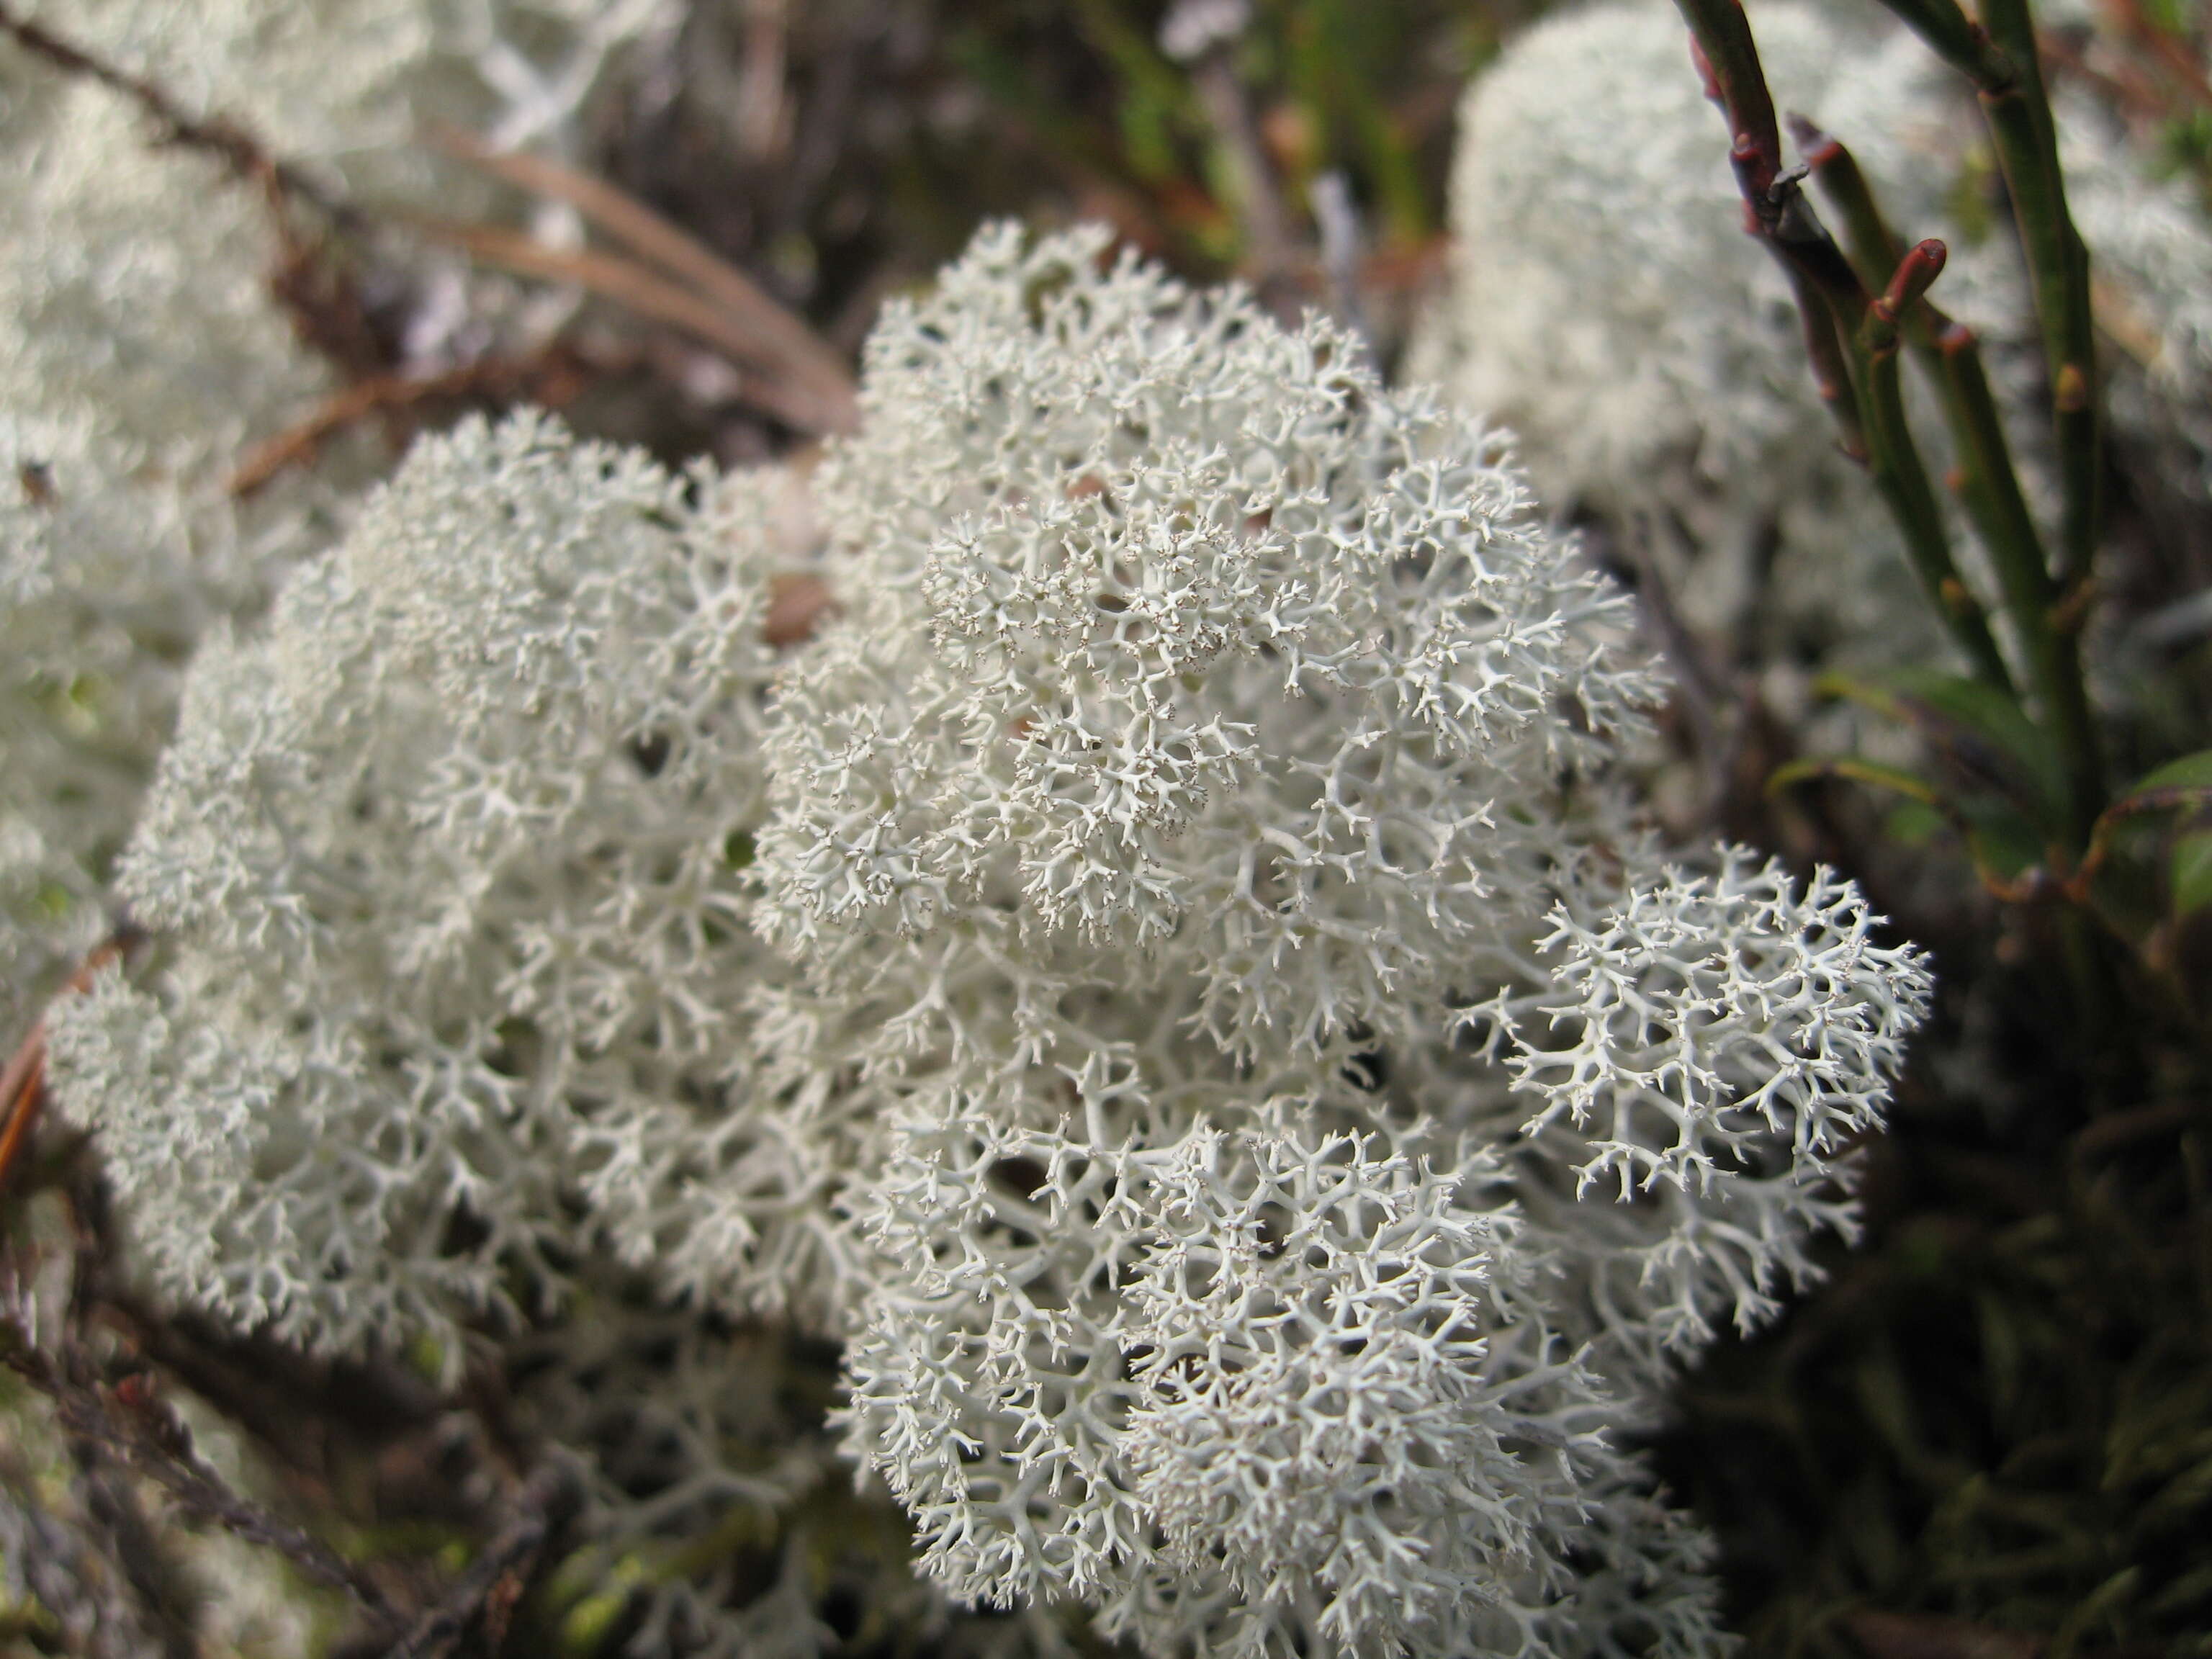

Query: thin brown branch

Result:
[261,171,396,387]
[229,353,588,498]
[0,927,143,1199]
[0,3,408,397]
[430,129,858,432]
[4,1341,400,1622]
[68,1435,199,1659]
[382,1457,582,1659]
[0,4,356,231]
[0,1029,46,1200]
[91,1291,445,1506]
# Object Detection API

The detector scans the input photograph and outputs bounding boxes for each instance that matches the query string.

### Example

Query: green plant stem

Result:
[1800,121,2103,842]
[1936,326,2103,844]
[1980,0,2102,595]
[1854,310,2018,694]
[1787,118,1907,302]
[1788,266,1870,462]
[1871,0,2103,593]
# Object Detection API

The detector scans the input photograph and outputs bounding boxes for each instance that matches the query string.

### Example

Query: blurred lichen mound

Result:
[1421,0,2212,667]
[0,48,325,1034]
[0,0,670,1034]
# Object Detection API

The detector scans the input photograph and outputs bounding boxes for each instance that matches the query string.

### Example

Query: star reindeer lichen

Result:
[50,225,1932,1659]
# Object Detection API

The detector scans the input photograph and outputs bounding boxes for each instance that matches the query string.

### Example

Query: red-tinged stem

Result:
[1869,0,2103,597]
[1673,0,2014,691]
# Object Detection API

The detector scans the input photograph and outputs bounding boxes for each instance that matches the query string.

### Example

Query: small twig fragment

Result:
[3,1341,399,1622]
[410,216,850,435]
[229,354,587,498]
[0,927,143,1198]
[382,1457,582,1659]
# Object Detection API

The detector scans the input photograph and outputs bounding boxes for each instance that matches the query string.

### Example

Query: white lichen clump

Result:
[1420,0,1894,652]
[1425,1,1852,520]
[1,0,668,1030]
[53,225,1933,1657]
[1426,0,2212,660]
[0,46,331,1030]
[7,0,671,202]
[53,414,813,1358]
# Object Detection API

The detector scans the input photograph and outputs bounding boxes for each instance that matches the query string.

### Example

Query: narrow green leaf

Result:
[1770,752,2045,885]
[2172,830,2212,918]
[1767,754,1941,805]
[1820,667,2069,835]
[1891,667,2069,828]
[1884,799,1946,846]
[2128,747,2212,796]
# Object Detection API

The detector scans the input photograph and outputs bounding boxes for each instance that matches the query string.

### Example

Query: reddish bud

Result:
[1873,239,1947,324]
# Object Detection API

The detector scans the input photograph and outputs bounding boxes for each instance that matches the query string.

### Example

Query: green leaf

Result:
[1884,799,1947,846]
[1768,752,2045,884]
[1836,667,2069,835]
[2075,747,2212,921]
[2090,745,2212,859]
[2172,830,2212,919]
[2126,747,2212,796]
[1767,755,1941,804]
[1956,793,2045,881]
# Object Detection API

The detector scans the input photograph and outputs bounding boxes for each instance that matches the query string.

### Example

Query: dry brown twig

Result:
[228,350,594,498]
[64,1434,199,1659]
[426,128,860,436]
[2,1340,403,1623]
[0,926,143,1202]
[0,3,408,418]
[0,4,357,229]
[3,3,859,482]
[382,1457,583,1659]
